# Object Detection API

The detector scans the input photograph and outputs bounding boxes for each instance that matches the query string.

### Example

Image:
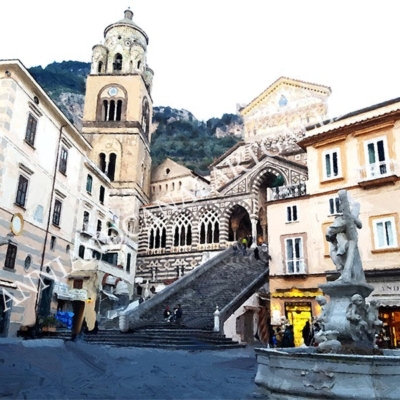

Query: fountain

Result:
[254,189,400,400]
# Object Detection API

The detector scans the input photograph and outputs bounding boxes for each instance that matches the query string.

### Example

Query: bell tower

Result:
[82,8,154,223]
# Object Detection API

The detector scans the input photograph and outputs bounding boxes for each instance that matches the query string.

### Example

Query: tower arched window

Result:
[108,153,116,181]
[137,60,141,70]
[98,61,103,73]
[199,209,220,244]
[141,99,150,141]
[99,153,106,173]
[113,53,123,72]
[102,99,123,121]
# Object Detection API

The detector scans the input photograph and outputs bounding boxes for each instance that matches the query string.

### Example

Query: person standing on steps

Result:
[175,304,183,327]
[254,246,260,260]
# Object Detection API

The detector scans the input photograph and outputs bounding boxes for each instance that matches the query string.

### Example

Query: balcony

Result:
[357,159,399,189]
[267,183,307,201]
[80,224,96,237]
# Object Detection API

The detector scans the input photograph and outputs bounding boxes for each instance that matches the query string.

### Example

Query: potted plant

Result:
[41,315,58,332]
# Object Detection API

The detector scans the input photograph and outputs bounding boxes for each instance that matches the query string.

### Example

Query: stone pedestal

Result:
[319,281,374,343]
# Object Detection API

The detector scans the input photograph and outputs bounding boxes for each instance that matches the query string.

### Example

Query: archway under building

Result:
[228,205,251,244]
[257,171,285,206]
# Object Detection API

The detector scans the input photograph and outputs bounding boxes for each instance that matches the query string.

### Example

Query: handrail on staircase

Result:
[119,247,234,331]
[217,266,269,335]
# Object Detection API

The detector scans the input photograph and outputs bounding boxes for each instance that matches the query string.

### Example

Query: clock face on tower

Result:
[108,87,118,96]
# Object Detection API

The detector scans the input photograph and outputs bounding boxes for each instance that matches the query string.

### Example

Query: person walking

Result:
[241,237,248,256]
[163,306,173,322]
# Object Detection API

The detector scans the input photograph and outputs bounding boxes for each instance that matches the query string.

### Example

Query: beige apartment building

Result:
[267,97,400,347]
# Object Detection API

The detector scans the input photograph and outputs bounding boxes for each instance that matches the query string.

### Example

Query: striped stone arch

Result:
[219,199,252,245]
[249,164,289,196]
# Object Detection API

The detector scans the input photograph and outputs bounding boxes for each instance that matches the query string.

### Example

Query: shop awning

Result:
[370,296,400,307]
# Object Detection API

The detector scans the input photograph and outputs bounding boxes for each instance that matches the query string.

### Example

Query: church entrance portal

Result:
[228,206,251,245]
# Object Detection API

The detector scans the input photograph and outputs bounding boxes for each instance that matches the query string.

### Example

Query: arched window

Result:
[102,99,123,121]
[99,153,106,173]
[148,215,167,249]
[113,53,123,72]
[199,209,220,244]
[98,61,103,73]
[173,211,192,247]
[108,153,116,181]
[78,245,85,259]
[137,60,141,70]
[172,182,175,190]
[126,253,131,273]
[141,99,150,140]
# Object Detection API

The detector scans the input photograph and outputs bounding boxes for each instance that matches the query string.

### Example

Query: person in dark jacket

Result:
[281,325,295,348]
[175,304,183,326]
[302,321,312,346]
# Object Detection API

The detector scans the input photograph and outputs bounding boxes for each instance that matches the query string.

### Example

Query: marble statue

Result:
[346,294,370,342]
[325,189,365,283]
[315,295,328,330]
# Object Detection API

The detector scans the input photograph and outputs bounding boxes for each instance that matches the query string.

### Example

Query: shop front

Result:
[270,287,324,347]
[367,277,400,349]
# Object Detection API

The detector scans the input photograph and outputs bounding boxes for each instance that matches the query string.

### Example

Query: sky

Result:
[1,0,400,121]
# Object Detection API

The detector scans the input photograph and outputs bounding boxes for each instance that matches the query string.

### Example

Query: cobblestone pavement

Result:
[0,338,268,399]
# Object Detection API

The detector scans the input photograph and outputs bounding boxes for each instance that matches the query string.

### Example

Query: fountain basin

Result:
[255,347,400,400]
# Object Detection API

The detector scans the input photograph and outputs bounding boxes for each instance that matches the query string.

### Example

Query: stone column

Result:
[251,215,258,248]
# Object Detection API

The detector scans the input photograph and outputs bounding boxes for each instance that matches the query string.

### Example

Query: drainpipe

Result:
[34,124,68,320]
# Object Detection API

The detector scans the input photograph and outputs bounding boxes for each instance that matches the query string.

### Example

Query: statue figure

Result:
[325,190,365,283]
[368,299,383,333]
[315,295,328,331]
[346,294,370,342]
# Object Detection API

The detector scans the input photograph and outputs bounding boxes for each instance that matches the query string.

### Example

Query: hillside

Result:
[29,61,243,174]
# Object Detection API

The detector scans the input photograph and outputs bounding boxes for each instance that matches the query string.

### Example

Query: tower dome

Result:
[90,8,153,89]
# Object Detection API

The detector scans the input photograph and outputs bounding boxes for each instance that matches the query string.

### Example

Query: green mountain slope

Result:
[28,61,243,174]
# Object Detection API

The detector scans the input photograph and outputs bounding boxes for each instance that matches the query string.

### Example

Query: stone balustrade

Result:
[267,182,307,201]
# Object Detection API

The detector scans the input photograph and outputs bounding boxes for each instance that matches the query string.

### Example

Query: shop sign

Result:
[370,281,400,296]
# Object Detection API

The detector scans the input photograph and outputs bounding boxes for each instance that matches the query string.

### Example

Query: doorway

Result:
[228,205,251,243]
[285,302,312,347]
[37,279,54,317]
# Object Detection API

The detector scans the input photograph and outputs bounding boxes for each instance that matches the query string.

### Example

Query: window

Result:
[365,137,388,178]
[99,186,105,204]
[99,153,106,173]
[4,243,17,270]
[15,175,28,207]
[50,236,56,250]
[78,245,85,259]
[66,245,70,253]
[113,53,123,71]
[102,100,123,121]
[24,255,32,271]
[126,253,131,273]
[373,217,397,249]
[199,209,219,244]
[82,211,90,231]
[73,279,83,289]
[286,205,298,222]
[101,252,118,265]
[285,237,305,274]
[86,175,93,194]
[24,113,37,146]
[323,149,340,179]
[108,153,116,181]
[59,147,68,175]
[52,199,62,226]
[97,220,102,233]
[329,197,341,215]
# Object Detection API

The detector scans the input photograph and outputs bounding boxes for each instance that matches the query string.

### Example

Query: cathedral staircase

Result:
[84,247,269,349]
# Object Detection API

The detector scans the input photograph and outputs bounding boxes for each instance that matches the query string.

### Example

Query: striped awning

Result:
[369,296,400,308]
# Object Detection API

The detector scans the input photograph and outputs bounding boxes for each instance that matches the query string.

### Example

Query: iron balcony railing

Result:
[268,183,307,201]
